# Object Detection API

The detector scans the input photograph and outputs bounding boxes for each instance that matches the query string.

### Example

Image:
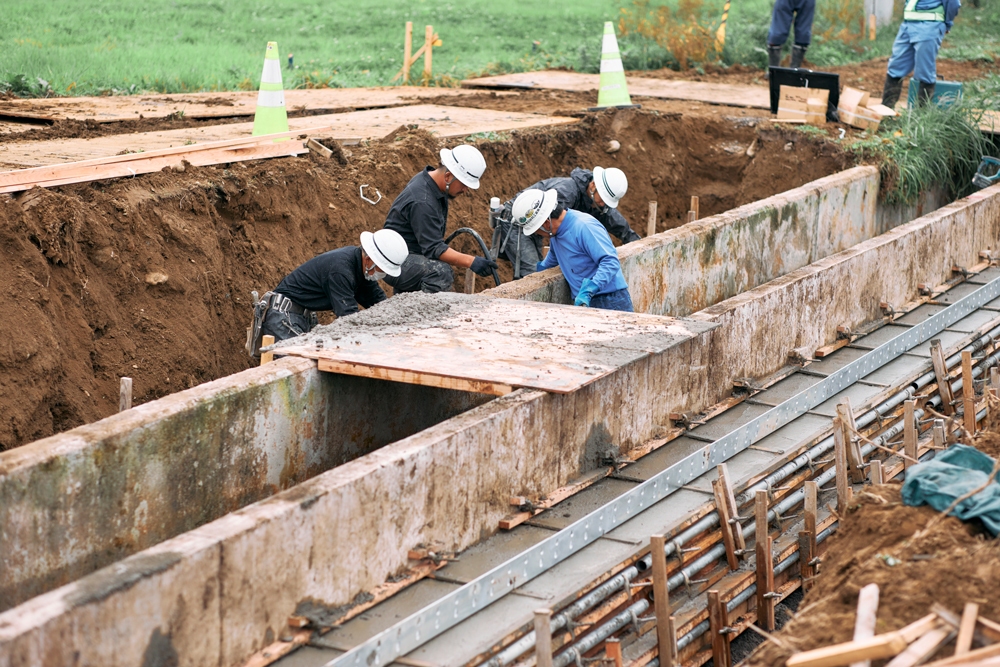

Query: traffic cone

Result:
[591,22,639,110]
[252,42,289,137]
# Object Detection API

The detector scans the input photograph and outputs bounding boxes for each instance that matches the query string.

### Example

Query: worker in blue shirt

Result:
[881,0,961,108]
[766,0,815,73]
[512,189,634,312]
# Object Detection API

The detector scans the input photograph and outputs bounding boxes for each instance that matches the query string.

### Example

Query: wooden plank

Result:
[652,534,677,667]
[283,297,716,395]
[870,459,884,485]
[962,350,976,434]
[833,416,852,510]
[930,340,955,416]
[461,70,772,109]
[119,377,133,412]
[717,463,747,556]
[708,590,732,667]
[713,479,739,570]
[648,201,658,237]
[885,626,952,667]
[904,400,918,471]
[0,105,578,170]
[498,467,611,529]
[838,398,865,484]
[755,490,775,631]
[260,335,275,365]
[798,531,814,591]
[955,603,979,657]
[535,609,554,667]
[787,634,910,667]
[926,644,1000,667]
[850,584,881,667]
[899,615,942,644]
[606,639,624,667]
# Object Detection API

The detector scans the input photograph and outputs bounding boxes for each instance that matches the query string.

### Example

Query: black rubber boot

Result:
[765,45,782,79]
[790,44,807,69]
[917,80,937,107]
[880,75,904,109]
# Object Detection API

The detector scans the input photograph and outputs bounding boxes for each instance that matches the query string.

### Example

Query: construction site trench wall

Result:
[2,174,987,667]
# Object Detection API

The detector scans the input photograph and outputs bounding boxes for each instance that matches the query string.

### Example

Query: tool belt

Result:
[245,291,316,359]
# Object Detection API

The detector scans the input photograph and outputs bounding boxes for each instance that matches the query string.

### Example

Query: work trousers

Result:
[591,288,635,313]
[767,0,816,46]
[261,308,313,342]
[887,23,946,84]
[384,253,455,294]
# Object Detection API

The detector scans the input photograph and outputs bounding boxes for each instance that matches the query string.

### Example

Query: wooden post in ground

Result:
[870,459,884,485]
[713,479,739,570]
[648,201,657,237]
[869,14,877,40]
[465,269,476,294]
[837,398,865,484]
[755,490,776,631]
[930,340,955,415]
[955,602,980,656]
[651,534,677,666]
[991,366,1000,398]
[688,211,696,223]
[534,609,553,667]
[850,584,880,667]
[798,530,814,591]
[962,350,976,434]
[717,463,747,558]
[403,22,413,84]
[933,419,945,449]
[833,416,852,510]
[690,195,700,220]
[804,480,818,585]
[260,335,275,365]
[119,377,133,412]
[424,25,434,80]
[903,400,917,470]
[606,639,624,667]
[708,590,732,667]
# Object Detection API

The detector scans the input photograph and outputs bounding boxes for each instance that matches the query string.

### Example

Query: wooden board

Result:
[461,70,771,109]
[0,87,502,123]
[0,105,577,170]
[277,296,717,395]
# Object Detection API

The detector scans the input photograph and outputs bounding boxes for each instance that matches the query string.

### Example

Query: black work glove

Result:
[470,256,498,277]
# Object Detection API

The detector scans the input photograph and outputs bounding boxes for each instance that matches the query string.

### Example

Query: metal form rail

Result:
[278,267,1000,667]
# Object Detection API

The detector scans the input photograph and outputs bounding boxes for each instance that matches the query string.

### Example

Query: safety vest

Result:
[903,0,945,21]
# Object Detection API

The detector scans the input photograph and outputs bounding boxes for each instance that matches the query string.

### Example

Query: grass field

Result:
[3,0,997,97]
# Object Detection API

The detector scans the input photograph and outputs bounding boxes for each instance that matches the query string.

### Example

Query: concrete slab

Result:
[606,489,713,543]
[812,383,884,417]
[436,525,554,583]
[863,354,931,386]
[908,330,968,357]
[688,402,772,441]
[517,538,639,599]
[803,347,868,375]
[935,282,982,304]
[753,414,831,454]
[622,437,711,481]
[529,479,639,531]
[848,325,912,349]
[753,373,823,405]
[895,303,947,324]
[966,267,1000,284]
[948,309,1000,332]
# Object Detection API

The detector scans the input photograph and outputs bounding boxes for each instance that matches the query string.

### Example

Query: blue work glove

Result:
[535,261,547,274]
[575,278,598,307]
[470,256,498,277]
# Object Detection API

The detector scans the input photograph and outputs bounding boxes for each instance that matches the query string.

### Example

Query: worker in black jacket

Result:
[248,229,409,349]
[496,167,638,278]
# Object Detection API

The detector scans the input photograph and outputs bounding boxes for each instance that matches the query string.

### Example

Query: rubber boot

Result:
[917,80,937,108]
[765,44,782,79]
[790,44,807,69]
[880,75,904,109]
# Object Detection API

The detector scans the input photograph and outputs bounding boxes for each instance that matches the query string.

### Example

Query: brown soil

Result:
[747,432,1000,667]
[0,97,849,450]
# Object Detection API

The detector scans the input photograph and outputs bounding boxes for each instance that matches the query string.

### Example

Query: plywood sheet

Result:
[0,87,499,123]
[462,70,771,109]
[277,295,716,395]
[0,105,577,169]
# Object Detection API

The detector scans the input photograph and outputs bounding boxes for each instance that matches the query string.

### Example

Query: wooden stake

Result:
[955,602,979,657]
[424,25,434,79]
[833,416,852,510]
[717,463,747,557]
[688,210,697,223]
[119,377,133,412]
[870,459,884,485]
[755,490,776,631]
[465,268,476,294]
[652,534,677,666]
[647,201,657,237]
[930,340,955,416]
[991,367,999,398]
[690,195,700,220]
[534,609,554,667]
[260,335,275,365]
[708,590,732,667]
[798,531,815,591]
[850,584,881,667]
[804,480,818,570]
[933,419,945,450]
[713,479,739,570]
[962,350,976,434]
[869,14,876,40]
[403,22,413,84]
[606,639,624,667]
[904,400,917,470]
[838,398,865,484]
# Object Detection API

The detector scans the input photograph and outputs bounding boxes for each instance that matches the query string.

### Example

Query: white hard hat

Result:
[592,166,628,209]
[360,229,408,277]
[513,188,559,235]
[440,144,486,189]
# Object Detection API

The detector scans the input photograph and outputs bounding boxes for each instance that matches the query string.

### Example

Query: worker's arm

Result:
[439,247,497,277]
[943,0,960,30]
[581,225,623,292]
[536,242,558,272]
[324,270,363,318]
[356,277,387,311]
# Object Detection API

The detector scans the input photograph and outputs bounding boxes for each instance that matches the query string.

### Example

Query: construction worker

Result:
[382,144,498,293]
[766,0,815,73]
[246,229,408,352]
[513,188,634,312]
[496,167,638,279]
[880,0,961,108]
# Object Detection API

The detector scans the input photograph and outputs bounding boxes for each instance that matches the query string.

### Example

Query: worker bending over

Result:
[246,229,408,354]
[496,167,637,278]
[880,0,961,108]
[382,144,498,293]
[513,188,634,312]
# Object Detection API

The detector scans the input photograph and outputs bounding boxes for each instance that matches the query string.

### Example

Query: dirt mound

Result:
[747,440,1000,667]
[0,106,847,449]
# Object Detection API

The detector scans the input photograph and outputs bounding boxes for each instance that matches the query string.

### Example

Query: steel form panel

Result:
[326,276,1000,667]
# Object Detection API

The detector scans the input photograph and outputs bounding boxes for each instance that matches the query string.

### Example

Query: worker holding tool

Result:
[765,0,815,73]
[382,144,498,293]
[512,188,634,312]
[245,229,408,355]
[494,167,637,279]
[880,0,960,108]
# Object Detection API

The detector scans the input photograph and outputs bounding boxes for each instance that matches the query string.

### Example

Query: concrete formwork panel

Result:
[0,357,490,612]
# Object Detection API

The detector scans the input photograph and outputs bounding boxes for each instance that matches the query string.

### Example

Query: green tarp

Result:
[901,444,1000,536]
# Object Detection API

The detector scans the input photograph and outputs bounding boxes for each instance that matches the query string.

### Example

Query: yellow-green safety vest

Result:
[903,0,945,21]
